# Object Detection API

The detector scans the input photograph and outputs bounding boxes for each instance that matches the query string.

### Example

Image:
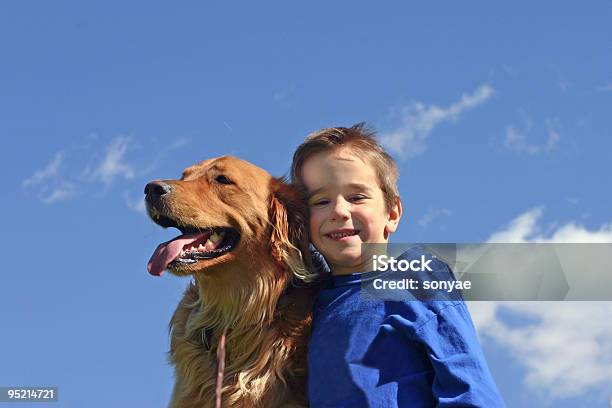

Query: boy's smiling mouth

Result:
[326,229,361,241]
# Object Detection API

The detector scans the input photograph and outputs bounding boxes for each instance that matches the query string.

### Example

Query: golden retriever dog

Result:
[145,156,317,408]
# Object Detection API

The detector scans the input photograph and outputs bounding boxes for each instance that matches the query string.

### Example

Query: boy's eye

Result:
[349,195,367,202]
[311,199,330,206]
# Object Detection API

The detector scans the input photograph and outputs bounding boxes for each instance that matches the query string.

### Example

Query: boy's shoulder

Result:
[396,245,452,272]
[364,245,464,301]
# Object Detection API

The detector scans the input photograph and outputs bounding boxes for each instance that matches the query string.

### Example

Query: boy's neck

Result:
[331,264,370,276]
[330,244,389,276]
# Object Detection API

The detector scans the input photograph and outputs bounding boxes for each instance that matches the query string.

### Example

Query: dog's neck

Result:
[169,254,311,407]
[191,256,291,334]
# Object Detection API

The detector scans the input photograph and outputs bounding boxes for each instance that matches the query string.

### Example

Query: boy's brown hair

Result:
[291,123,400,210]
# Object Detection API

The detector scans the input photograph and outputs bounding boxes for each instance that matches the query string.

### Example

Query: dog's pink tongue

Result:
[147,233,203,276]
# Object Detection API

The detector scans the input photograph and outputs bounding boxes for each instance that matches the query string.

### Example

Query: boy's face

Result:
[302,148,401,275]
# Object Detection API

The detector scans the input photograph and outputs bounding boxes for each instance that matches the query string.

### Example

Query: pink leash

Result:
[215,326,228,408]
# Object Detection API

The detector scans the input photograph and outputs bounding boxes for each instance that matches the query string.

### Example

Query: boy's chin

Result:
[329,251,367,269]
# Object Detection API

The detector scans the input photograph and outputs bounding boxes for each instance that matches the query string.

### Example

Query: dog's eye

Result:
[214,175,234,185]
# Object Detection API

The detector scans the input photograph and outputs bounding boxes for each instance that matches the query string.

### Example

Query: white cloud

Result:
[418,208,452,227]
[23,152,77,204]
[504,121,539,155]
[470,300,612,399]
[381,84,494,156]
[86,136,135,186]
[504,118,559,155]
[22,152,64,189]
[24,135,142,204]
[469,208,612,400]
[42,182,76,204]
[487,207,612,243]
[170,137,191,149]
[125,194,147,215]
[545,129,560,152]
[486,207,545,243]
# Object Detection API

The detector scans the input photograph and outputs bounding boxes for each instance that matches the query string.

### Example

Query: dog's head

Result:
[145,156,311,282]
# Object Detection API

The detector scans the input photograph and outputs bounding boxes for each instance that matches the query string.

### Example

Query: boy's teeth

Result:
[330,230,358,238]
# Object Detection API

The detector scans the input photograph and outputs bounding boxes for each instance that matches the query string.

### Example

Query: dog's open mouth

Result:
[147,226,240,276]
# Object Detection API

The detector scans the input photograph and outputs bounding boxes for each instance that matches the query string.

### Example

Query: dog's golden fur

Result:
[146,156,316,408]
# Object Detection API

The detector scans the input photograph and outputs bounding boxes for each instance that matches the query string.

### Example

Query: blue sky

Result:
[2,1,611,407]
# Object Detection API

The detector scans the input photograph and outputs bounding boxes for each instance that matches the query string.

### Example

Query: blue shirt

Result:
[307,248,505,407]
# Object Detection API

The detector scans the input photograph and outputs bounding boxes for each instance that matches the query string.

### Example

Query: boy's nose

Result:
[330,198,351,221]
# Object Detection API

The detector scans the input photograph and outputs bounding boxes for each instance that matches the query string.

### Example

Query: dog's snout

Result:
[145,181,173,201]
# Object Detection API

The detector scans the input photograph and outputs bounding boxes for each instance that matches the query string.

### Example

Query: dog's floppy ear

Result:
[269,178,314,281]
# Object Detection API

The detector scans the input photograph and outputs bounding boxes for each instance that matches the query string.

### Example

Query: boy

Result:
[291,124,505,407]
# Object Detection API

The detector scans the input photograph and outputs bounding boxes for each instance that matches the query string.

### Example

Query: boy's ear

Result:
[268,178,312,270]
[385,197,402,237]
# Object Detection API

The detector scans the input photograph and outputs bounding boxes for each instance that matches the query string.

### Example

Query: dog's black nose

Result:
[145,181,173,200]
